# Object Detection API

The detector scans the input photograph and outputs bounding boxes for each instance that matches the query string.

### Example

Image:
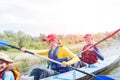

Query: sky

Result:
[0,0,120,36]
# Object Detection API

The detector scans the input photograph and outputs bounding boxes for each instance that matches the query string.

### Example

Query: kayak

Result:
[40,55,120,80]
[20,55,120,80]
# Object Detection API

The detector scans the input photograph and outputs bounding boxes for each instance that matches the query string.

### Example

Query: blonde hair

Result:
[57,40,63,47]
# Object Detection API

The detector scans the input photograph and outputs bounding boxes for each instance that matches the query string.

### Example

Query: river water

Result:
[99,40,120,80]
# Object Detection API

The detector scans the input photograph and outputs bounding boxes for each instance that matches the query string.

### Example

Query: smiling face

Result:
[46,40,57,48]
[84,37,93,44]
[43,34,59,50]
[0,60,8,72]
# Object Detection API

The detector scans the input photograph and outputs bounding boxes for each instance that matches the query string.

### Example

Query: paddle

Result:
[0,40,115,80]
[77,28,120,56]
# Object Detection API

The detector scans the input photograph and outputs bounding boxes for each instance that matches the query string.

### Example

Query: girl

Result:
[22,34,80,80]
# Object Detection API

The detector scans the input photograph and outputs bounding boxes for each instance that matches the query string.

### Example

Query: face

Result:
[46,40,57,48]
[0,60,7,72]
[84,37,92,44]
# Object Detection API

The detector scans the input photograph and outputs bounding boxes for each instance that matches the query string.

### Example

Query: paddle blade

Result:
[0,40,9,46]
[94,75,115,80]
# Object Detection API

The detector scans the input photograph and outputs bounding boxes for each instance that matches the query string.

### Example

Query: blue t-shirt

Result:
[2,71,14,80]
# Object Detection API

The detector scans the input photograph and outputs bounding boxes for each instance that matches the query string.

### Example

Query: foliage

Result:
[15,61,30,75]
[0,30,119,51]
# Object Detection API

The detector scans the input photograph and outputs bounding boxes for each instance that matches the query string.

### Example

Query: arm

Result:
[21,48,49,55]
[33,49,49,55]
[93,47,104,60]
[59,47,80,65]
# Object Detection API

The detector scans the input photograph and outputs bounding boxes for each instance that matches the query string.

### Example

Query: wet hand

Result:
[89,47,94,51]
[61,61,69,67]
[87,46,94,51]
[21,47,26,52]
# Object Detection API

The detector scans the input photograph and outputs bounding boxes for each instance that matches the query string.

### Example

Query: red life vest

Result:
[0,67,20,80]
[81,45,98,64]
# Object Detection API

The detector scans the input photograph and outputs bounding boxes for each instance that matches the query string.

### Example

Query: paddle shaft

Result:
[8,45,34,55]
[91,28,120,47]
[77,28,120,56]
[8,44,62,65]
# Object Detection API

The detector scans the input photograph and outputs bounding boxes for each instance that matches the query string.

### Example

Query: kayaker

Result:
[22,34,80,80]
[80,34,104,65]
[0,53,20,80]
[73,34,104,68]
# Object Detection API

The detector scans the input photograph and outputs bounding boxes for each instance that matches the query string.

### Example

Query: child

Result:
[0,53,20,80]
[22,34,80,80]
[81,34,104,64]
[73,34,104,68]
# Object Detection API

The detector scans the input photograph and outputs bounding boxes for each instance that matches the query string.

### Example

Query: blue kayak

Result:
[40,55,120,80]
